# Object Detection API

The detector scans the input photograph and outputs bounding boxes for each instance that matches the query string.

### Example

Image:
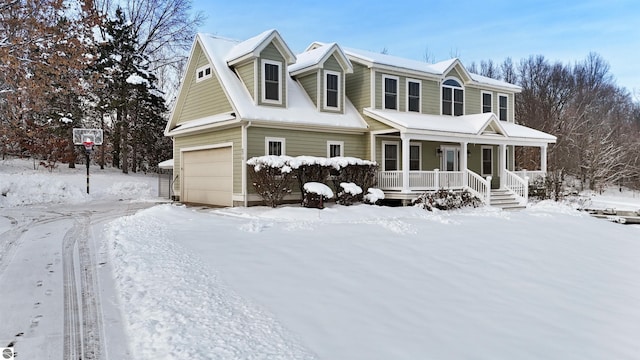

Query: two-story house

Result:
[164,29,556,207]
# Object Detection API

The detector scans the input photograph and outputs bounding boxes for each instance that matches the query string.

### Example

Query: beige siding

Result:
[173,127,243,194]
[236,61,255,101]
[423,79,440,115]
[375,71,408,111]
[299,72,318,107]
[258,42,287,107]
[445,67,463,81]
[345,62,371,110]
[465,87,480,115]
[247,127,366,159]
[173,44,233,125]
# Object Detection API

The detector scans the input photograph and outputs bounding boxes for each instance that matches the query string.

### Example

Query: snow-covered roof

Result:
[288,43,353,75]
[225,29,296,66]
[337,46,521,91]
[364,108,556,143]
[197,34,369,131]
[158,159,174,169]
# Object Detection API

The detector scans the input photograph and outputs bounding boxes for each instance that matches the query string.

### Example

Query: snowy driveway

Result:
[0,201,157,360]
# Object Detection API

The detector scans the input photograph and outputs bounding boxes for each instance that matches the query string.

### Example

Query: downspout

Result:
[243,121,252,207]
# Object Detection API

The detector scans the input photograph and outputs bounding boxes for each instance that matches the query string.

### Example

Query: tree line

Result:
[468,54,640,192]
[0,0,202,173]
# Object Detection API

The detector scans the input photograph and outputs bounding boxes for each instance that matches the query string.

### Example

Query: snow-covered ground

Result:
[1,158,640,359]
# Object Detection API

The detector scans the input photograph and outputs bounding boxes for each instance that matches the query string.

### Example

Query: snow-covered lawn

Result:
[2,158,640,359]
[107,202,640,359]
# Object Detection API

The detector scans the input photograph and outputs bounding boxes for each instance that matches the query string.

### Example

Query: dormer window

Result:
[196,65,212,82]
[383,75,399,110]
[442,78,463,116]
[262,59,282,104]
[324,70,340,110]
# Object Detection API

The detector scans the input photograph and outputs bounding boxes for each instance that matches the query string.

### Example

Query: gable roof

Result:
[225,29,296,66]
[363,108,556,144]
[166,33,369,135]
[288,43,353,76]
[327,45,521,92]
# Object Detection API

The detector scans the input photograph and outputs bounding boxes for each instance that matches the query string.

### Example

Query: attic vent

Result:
[196,65,212,82]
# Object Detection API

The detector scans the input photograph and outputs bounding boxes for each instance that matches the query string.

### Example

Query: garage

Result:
[182,147,233,206]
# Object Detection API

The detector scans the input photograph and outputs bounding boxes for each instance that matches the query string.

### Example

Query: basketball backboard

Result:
[73,128,103,145]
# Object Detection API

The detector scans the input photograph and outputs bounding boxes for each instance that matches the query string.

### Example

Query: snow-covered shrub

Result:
[247,156,294,207]
[289,156,333,203]
[302,182,334,209]
[364,188,385,205]
[413,189,482,211]
[329,158,378,201]
[337,182,362,206]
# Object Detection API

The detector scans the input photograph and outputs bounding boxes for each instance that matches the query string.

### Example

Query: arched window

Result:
[442,78,464,116]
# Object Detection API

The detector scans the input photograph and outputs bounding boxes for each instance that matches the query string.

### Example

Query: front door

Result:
[441,146,459,171]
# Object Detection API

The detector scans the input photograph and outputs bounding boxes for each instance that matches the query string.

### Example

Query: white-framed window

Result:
[382,141,399,171]
[324,70,341,110]
[407,79,421,112]
[261,59,282,104]
[382,75,399,110]
[498,94,508,121]
[442,78,464,116]
[481,91,492,113]
[327,140,344,157]
[481,146,493,176]
[410,142,421,170]
[196,65,212,82]
[265,137,285,156]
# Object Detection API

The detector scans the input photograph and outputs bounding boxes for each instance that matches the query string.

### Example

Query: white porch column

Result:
[541,145,548,173]
[401,134,410,192]
[460,141,468,187]
[499,144,507,188]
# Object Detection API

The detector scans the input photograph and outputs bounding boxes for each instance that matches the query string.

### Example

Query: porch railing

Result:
[466,170,491,204]
[504,169,528,205]
[376,169,491,203]
[514,170,545,183]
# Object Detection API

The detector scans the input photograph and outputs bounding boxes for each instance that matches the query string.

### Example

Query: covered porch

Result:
[365,109,556,206]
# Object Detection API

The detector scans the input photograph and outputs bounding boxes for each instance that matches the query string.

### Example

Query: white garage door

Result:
[182,147,232,206]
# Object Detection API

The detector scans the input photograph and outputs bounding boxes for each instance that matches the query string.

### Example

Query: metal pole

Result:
[86,151,90,194]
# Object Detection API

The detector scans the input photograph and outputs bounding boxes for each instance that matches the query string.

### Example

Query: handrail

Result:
[504,169,528,205]
[465,169,491,204]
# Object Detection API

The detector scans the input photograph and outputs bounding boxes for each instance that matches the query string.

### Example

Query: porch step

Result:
[489,189,526,210]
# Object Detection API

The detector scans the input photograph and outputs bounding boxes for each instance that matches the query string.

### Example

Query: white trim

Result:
[481,145,493,176]
[382,140,400,171]
[180,142,233,153]
[261,59,283,105]
[441,76,465,116]
[370,69,376,109]
[316,70,322,110]
[323,70,341,111]
[195,64,212,82]
[481,90,493,114]
[406,78,422,113]
[409,142,422,171]
[382,74,399,110]
[327,140,344,157]
[265,137,286,155]
[498,93,509,121]
[253,59,259,104]
[440,145,460,171]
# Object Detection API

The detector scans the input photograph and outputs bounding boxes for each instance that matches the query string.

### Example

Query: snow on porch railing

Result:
[514,170,545,183]
[504,169,528,205]
[466,169,491,204]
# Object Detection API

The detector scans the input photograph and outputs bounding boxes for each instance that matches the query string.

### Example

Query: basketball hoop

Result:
[83,138,94,152]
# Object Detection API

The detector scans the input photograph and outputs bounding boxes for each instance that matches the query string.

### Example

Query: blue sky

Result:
[192,0,639,95]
